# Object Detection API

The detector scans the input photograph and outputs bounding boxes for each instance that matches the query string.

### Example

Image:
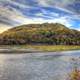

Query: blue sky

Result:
[0,0,80,32]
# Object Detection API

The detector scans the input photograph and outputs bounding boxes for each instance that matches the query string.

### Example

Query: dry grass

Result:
[0,45,80,52]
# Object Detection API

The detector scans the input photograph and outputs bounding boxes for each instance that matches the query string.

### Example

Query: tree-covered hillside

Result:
[0,23,80,45]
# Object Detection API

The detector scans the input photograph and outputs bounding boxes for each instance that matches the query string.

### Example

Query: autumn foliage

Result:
[0,23,80,45]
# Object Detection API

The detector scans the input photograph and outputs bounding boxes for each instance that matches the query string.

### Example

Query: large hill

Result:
[0,23,80,45]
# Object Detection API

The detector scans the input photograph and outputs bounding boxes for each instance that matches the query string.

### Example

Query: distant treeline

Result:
[0,23,80,45]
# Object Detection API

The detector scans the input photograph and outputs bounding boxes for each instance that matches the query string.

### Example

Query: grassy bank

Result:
[0,45,80,52]
[28,45,80,52]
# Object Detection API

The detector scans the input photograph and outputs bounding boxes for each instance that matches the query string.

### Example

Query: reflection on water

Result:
[0,51,80,80]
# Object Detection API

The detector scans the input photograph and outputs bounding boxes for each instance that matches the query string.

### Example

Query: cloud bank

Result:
[0,0,80,32]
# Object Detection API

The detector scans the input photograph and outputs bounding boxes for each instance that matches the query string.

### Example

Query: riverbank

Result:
[0,45,80,53]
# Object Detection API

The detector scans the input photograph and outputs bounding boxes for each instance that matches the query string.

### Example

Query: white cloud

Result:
[18,18,47,24]
[0,24,11,33]
[0,15,76,33]
[0,0,80,32]
[1,0,31,8]
[0,5,28,25]
[18,16,72,28]
[37,0,79,15]
[33,9,60,19]
[37,0,49,7]
[35,12,44,17]
[41,9,59,17]
[51,17,72,27]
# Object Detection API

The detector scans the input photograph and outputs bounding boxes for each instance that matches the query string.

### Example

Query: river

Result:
[0,50,80,80]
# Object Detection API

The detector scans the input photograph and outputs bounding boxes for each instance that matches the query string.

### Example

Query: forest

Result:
[0,23,80,45]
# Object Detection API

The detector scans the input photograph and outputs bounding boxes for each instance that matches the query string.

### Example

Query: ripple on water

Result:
[0,51,80,80]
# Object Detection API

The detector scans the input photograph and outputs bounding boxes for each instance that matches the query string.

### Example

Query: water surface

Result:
[0,50,80,80]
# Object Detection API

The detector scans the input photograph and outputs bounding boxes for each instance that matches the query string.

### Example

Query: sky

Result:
[0,0,80,33]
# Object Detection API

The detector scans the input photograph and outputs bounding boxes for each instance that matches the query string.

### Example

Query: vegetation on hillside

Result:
[0,23,80,45]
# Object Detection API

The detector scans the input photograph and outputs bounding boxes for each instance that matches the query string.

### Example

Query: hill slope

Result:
[0,23,80,45]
